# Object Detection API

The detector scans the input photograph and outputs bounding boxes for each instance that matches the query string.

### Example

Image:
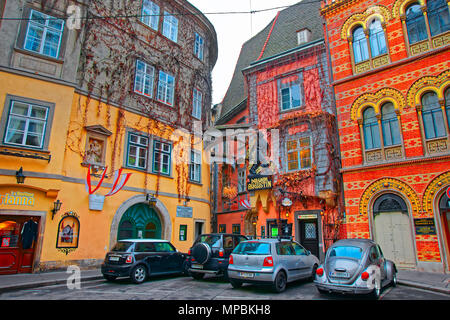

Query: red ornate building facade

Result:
[321,0,450,272]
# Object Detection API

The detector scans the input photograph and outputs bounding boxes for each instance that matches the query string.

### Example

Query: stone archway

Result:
[109,194,171,249]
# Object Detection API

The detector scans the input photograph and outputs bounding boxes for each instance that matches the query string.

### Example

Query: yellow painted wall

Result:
[0,71,211,271]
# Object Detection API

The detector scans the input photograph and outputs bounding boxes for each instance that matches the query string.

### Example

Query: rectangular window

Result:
[232,224,241,235]
[238,168,246,193]
[4,100,49,149]
[281,82,302,111]
[141,0,160,30]
[192,88,202,119]
[24,10,64,58]
[194,32,204,60]
[189,150,201,183]
[157,70,175,106]
[127,133,149,169]
[286,137,312,171]
[219,224,226,233]
[162,12,178,42]
[152,140,171,175]
[179,225,187,241]
[134,59,155,97]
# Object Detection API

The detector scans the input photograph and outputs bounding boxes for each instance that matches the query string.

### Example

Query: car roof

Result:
[118,239,170,243]
[330,238,376,249]
[241,238,293,243]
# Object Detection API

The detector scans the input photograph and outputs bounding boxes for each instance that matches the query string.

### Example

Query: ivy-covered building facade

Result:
[0,0,217,273]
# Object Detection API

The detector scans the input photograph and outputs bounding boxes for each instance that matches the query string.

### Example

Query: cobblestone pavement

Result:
[1,274,449,300]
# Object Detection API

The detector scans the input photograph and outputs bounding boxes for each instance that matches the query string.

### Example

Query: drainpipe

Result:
[323,21,347,241]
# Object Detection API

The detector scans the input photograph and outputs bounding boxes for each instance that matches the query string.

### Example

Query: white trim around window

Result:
[189,149,201,183]
[192,88,202,119]
[162,12,178,42]
[134,59,155,97]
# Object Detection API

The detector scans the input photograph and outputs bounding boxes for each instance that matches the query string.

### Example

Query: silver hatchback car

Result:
[227,238,320,293]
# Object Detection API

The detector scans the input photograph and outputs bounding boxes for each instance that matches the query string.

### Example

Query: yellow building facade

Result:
[0,0,217,273]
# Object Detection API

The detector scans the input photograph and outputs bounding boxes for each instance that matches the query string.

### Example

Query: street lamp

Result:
[15,167,25,184]
[51,199,62,220]
[146,193,157,207]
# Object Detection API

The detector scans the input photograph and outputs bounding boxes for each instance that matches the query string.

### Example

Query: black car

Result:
[101,239,188,284]
[187,233,248,280]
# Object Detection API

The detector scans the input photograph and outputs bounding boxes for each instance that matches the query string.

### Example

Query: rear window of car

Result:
[329,246,363,260]
[111,241,134,252]
[197,235,221,248]
[233,242,271,255]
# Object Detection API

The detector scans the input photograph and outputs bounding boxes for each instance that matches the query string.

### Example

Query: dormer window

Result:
[297,29,311,45]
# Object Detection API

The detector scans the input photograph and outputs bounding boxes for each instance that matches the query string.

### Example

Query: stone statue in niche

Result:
[85,137,104,165]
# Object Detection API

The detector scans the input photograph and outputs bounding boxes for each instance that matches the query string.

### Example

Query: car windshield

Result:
[197,235,221,248]
[111,241,134,252]
[233,242,271,255]
[329,246,363,260]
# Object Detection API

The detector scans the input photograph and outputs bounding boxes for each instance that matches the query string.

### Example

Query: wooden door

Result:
[0,216,39,274]
[374,211,415,268]
[299,219,319,258]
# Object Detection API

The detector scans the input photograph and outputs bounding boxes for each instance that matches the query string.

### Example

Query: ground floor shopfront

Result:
[341,160,450,273]
[0,177,210,274]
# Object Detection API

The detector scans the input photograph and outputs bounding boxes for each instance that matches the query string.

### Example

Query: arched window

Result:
[422,91,446,139]
[428,0,450,37]
[405,3,429,44]
[369,19,388,57]
[381,102,401,146]
[445,88,450,130]
[363,107,381,150]
[353,26,369,63]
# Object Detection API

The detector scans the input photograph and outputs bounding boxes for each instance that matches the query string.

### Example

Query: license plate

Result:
[191,264,203,269]
[330,271,350,278]
[109,256,120,261]
[239,272,254,278]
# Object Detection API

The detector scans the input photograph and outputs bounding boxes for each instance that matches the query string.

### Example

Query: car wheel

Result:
[229,278,243,289]
[272,271,287,293]
[223,269,229,281]
[370,280,381,300]
[103,274,117,282]
[317,288,327,295]
[190,272,205,280]
[130,265,148,284]
[310,264,318,281]
[391,272,397,287]
[182,261,189,276]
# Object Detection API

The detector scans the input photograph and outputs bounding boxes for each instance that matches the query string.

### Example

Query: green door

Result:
[117,203,162,240]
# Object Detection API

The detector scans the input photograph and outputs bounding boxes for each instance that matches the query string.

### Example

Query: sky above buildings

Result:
[188,0,304,106]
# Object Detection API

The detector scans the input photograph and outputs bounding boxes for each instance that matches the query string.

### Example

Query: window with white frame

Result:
[4,100,49,149]
[194,32,204,60]
[286,137,312,171]
[152,140,171,175]
[141,0,160,30]
[157,70,175,106]
[134,59,155,97]
[297,29,311,45]
[192,88,202,119]
[162,12,178,42]
[24,10,64,59]
[280,81,302,111]
[127,133,149,169]
[189,150,201,183]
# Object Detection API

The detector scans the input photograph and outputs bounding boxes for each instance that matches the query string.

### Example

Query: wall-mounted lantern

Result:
[16,167,25,184]
[52,199,63,220]
[146,193,157,207]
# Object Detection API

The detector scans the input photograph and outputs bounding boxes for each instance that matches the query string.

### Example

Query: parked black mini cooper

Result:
[101,239,188,284]
[187,233,248,280]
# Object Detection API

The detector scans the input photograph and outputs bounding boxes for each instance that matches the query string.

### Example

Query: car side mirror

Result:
[306,250,311,256]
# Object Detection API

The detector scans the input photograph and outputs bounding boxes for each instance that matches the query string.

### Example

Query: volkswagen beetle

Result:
[314,239,397,299]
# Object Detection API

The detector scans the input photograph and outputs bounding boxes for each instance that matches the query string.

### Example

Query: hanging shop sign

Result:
[0,191,35,206]
[247,176,273,191]
[56,211,80,255]
[176,206,193,218]
[414,218,436,235]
